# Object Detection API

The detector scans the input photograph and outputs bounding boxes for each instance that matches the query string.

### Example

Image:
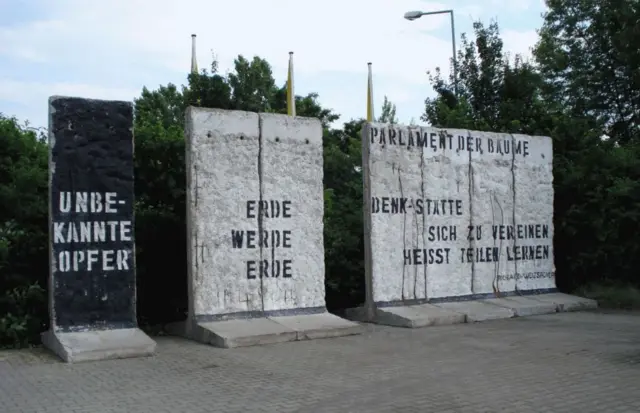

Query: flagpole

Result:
[287,51,296,117]
[366,62,374,122]
[191,34,198,74]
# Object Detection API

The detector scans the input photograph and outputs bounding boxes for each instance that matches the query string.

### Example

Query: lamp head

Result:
[404,11,423,21]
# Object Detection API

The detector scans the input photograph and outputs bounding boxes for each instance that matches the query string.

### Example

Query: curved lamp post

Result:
[404,10,458,98]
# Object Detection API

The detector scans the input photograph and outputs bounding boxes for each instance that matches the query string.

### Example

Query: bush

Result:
[553,136,640,291]
[0,116,49,347]
[576,282,640,310]
[133,121,189,327]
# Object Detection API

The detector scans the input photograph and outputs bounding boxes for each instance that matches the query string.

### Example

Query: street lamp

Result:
[404,10,458,98]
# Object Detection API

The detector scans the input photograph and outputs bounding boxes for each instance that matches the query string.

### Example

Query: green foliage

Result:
[135,83,187,129]
[323,120,366,311]
[553,138,640,290]
[227,56,278,112]
[0,281,46,348]
[133,99,188,325]
[424,19,640,292]
[532,0,640,287]
[378,96,398,124]
[577,282,640,310]
[423,21,549,135]
[535,0,640,145]
[0,116,48,347]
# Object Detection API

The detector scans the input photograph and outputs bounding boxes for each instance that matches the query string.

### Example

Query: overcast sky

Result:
[0,0,546,130]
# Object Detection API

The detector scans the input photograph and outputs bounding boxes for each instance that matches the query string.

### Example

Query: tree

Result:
[378,96,398,124]
[227,55,278,113]
[423,21,550,135]
[534,1,640,288]
[323,119,366,311]
[133,85,189,325]
[185,70,232,111]
[423,19,640,292]
[272,89,339,128]
[134,84,187,130]
[534,0,640,145]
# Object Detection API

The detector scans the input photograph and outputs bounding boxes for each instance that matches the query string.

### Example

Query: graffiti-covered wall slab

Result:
[43,96,155,363]
[185,108,326,320]
[48,96,137,330]
[362,123,555,306]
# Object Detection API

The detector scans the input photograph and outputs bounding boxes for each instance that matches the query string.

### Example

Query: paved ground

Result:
[1,311,640,413]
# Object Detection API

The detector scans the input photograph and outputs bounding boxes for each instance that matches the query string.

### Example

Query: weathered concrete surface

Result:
[531,292,599,312]
[191,318,297,348]
[511,133,556,292]
[435,300,515,322]
[362,125,473,304]
[469,131,518,295]
[182,107,360,346]
[41,328,156,363]
[44,96,155,362]
[258,114,326,312]
[485,295,558,317]
[185,108,262,317]
[272,313,364,340]
[170,313,363,348]
[348,304,466,328]
[361,122,557,327]
[184,108,328,316]
[4,311,640,413]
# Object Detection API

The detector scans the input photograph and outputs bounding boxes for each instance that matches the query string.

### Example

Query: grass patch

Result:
[575,282,640,310]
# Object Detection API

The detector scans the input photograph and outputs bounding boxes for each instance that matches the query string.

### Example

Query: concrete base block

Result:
[41,328,156,363]
[529,293,598,312]
[435,300,515,322]
[368,304,466,328]
[170,318,297,349]
[484,295,558,317]
[271,313,364,340]
[169,312,363,349]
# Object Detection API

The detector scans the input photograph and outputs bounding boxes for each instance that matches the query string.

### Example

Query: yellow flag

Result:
[367,62,374,122]
[191,34,198,74]
[287,52,296,117]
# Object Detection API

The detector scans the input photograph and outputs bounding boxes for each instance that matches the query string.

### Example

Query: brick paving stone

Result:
[1,311,639,412]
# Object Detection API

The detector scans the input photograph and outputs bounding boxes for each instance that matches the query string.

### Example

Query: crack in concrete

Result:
[410,136,420,300]
[397,162,408,302]
[419,130,436,300]
[509,133,520,295]
[193,164,198,209]
[257,116,266,311]
[420,130,428,300]
[467,131,476,294]
[490,191,504,296]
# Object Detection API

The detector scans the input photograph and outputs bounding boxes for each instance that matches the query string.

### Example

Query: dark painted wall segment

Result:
[49,96,136,331]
